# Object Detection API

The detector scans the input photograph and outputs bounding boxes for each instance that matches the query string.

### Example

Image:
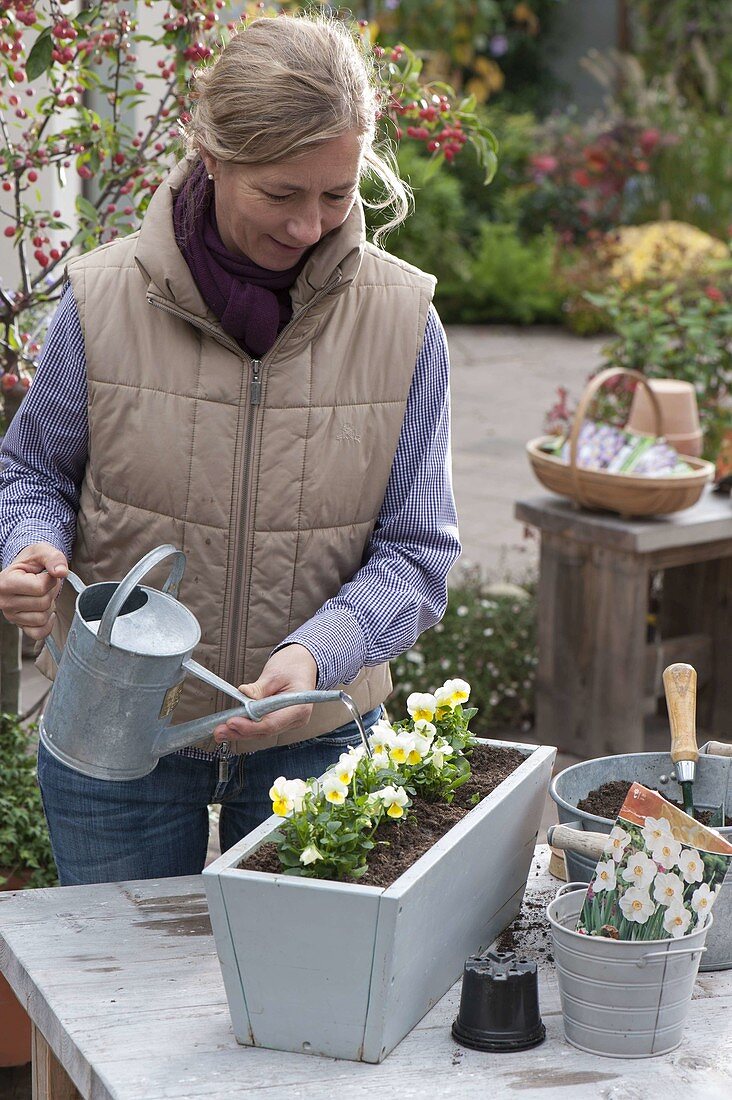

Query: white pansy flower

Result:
[663,903,692,938]
[678,847,704,884]
[691,882,717,920]
[269,777,309,818]
[605,826,631,863]
[653,871,685,907]
[407,731,433,765]
[621,850,658,891]
[368,719,395,756]
[389,730,416,766]
[332,752,358,786]
[619,886,655,924]
[373,785,409,819]
[427,737,454,771]
[434,678,471,711]
[641,815,674,849]
[650,834,682,869]
[406,692,437,722]
[269,776,294,817]
[299,844,324,866]
[593,860,616,892]
[321,772,348,806]
[371,748,390,770]
[413,718,437,740]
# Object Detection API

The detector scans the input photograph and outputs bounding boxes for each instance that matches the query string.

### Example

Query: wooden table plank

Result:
[2,850,732,1099]
[516,489,732,556]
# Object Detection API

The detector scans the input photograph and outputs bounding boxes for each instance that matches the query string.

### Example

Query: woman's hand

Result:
[0,543,68,640]
[213,643,318,743]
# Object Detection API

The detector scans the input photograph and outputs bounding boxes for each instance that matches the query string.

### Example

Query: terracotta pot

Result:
[627,379,703,456]
[0,871,32,1067]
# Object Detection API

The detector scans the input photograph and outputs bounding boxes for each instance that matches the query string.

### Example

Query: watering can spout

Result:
[154,675,365,758]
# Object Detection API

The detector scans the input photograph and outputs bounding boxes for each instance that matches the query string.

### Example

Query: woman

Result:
[0,14,460,885]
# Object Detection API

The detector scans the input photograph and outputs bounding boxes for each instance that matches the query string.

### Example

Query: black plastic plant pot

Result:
[451,949,546,1052]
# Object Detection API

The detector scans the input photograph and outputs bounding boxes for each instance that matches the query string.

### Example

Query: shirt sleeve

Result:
[0,285,88,568]
[278,304,461,688]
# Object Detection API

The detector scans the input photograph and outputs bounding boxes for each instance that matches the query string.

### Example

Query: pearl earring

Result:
[207,173,214,181]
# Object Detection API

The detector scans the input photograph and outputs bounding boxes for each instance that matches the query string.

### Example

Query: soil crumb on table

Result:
[494,855,555,964]
[239,744,526,887]
[578,779,730,827]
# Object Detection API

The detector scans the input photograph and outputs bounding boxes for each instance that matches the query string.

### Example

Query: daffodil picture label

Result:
[577,782,732,941]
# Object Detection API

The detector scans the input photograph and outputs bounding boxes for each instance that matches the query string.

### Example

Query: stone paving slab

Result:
[447,324,605,577]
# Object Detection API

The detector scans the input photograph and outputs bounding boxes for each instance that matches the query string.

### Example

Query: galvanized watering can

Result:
[39,545,363,781]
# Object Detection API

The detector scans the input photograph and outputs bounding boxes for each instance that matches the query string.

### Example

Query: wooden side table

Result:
[516,489,732,757]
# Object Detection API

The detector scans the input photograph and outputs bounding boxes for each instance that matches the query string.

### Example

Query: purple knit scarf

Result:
[173,161,306,358]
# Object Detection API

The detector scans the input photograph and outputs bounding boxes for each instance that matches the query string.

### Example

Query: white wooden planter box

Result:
[203,738,555,1063]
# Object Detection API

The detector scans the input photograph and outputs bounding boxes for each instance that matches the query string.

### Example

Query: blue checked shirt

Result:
[0,286,460,693]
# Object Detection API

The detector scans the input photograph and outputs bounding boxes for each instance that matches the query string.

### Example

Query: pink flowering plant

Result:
[266,679,477,881]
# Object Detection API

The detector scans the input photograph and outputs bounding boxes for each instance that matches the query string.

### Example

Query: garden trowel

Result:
[663,662,724,827]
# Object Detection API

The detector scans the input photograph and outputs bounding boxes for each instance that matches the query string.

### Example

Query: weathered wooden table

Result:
[516,489,732,757]
[1,847,731,1099]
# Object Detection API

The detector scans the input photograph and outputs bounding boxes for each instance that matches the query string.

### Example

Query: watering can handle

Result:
[42,571,87,666]
[97,545,186,648]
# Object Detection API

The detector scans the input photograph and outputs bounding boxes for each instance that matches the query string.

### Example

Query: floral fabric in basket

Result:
[576,782,732,940]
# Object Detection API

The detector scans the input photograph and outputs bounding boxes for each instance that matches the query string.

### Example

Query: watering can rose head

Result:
[266,678,476,881]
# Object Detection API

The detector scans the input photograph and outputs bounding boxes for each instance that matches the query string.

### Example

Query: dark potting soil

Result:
[239,744,526,888]
[578,779,731,827]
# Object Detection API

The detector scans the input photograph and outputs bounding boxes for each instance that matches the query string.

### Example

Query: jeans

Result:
[37,706,382,886]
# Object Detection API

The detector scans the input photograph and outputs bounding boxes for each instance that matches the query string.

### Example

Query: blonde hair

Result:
[182,14,410,243]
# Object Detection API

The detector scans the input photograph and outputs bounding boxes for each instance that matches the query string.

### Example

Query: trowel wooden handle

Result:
[547,825,607,860]
[664,663,699,764]
[704,740,732,758]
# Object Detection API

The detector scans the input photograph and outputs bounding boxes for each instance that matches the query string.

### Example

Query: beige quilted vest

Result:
[38,160,435,752]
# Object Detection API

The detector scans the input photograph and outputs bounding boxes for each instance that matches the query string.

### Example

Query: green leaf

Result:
[26,29,53,83]
[76,5,103,27]
[75,195,99,224]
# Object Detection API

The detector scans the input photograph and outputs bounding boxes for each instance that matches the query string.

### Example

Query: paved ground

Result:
[447,324,605,577]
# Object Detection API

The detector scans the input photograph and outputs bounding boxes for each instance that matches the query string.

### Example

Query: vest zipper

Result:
[146,271,343,711]
[226,271,343,697]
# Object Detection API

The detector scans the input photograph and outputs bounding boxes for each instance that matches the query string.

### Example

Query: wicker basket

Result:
[527,367,715,517]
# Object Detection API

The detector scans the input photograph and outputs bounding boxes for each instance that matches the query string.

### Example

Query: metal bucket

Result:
[547,884,710,1058]
[550,751,732,971]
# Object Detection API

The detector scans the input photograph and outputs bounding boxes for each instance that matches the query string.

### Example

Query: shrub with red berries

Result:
[1,2,497,413]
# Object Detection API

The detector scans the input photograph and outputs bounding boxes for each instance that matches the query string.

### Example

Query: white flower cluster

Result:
[594,816,718,937]
[267,679,472,869]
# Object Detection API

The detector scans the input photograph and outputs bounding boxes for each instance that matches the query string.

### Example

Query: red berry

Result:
[50,248,61,260]
[113,152,125,166]
[27,170,38,183]
[34,249,49,266]
[3,226,15,238]
[1,373,19,391]
[2,182,11,192]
